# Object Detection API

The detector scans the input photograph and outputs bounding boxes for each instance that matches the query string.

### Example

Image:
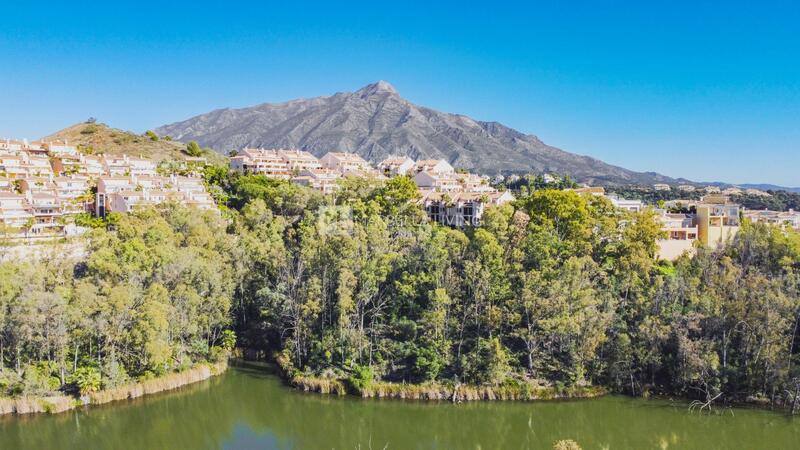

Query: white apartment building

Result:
[656,212,699,260]
[292,168,342,194]
[419,190,515,227]
[96,174,214,216]
[319,152,376,175]
[743,209,800,230]
[230,148,291,178]
[378,156,416,176]
[609,196,644,212]
[413,171,463,192]
[102,154,157,177]
[415,159,454,174]
[0,191,34,228]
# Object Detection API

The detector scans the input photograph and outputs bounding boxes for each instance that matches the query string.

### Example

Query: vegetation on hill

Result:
[731,191,800,211]
[43,122,227,165]
[0,206,235,397]
[203,171,800,409]
[2,167,799,411]
[608,186,800,211]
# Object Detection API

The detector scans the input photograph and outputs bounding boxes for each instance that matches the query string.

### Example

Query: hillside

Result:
[44,122,228,165]
[156,81,681,186]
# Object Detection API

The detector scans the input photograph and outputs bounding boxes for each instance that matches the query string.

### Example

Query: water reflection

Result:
[0,366,798,450]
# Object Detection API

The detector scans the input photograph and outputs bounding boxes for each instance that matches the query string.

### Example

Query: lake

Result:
[0,365,798,449]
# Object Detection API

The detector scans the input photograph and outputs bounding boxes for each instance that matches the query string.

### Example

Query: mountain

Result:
[736,184,800,193]
[156,81,680,185]
[44,122,227,164]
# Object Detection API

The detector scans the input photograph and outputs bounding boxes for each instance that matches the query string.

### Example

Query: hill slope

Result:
[44,122,227,164]
[155,81,679,186]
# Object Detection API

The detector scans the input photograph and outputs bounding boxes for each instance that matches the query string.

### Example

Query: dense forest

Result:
[2,168,800,411]
[0,207,235,397]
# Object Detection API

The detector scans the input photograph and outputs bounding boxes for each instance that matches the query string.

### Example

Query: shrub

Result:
[185,141,203,157]
[22,363,61,396]
[101,360,129,389]
[145,130,159,141]
[347,365,374,394]
[69,367,101,395]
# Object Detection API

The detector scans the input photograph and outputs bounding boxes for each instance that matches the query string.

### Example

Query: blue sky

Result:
[1,1,798,186]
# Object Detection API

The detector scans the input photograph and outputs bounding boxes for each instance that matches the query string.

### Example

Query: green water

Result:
[0,366,798,450]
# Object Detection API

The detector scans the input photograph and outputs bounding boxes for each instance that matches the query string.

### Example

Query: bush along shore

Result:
[275,352,605,402]
[0,361,227,416]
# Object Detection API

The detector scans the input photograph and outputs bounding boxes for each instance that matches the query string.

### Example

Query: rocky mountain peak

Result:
[155,82,679,186]
[356,80,398,97]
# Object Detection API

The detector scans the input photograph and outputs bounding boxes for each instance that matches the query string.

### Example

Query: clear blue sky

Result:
[2,1,798,186]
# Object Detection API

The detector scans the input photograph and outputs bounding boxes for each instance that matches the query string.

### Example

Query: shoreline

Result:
[0,361,227,416]
[271,355,606,403]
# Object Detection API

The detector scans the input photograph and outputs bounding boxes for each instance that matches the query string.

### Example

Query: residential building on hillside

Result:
[0,152,52,178]
[102,154,157,177]
[609,196,644,212]
[25,192,64,233]
[743,209,800,230]
[96,174,214,216]
[455,173,494,192]
[0,140,27,153]
[696,197,740,248]
[415,159,454,174]
[378,156,416,176]
[44,142,79,156]
[292,168,342,194]
[745,188,770,197]
[722,187,742,195]
[0,191,34,228]
[230,149,292,178]
[654,183,672,191]
[319,152,375,175]
[413,171,463,192]
[419,190,515,227]
[51,154,105,177]
[279,149,322,172]
[656,212,698,260]
[230,148,322,177]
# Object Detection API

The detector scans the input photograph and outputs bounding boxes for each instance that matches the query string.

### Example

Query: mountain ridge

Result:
[155,81,682,186]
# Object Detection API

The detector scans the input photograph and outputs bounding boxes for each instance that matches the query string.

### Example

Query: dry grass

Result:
[361,382,606,402]
[43,122,228,165]
[0,395,75,415]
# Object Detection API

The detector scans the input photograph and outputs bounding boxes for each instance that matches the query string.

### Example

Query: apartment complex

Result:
[656,195,741,260]
[419,190,515,227]
[292,169,342,194]
[95,174,214,216]
[1,138,214,237]
[320,152,379,176]
[230,148,322,178]
[230,149,385,193]
[743,209,800,230]
[378,156,416,176]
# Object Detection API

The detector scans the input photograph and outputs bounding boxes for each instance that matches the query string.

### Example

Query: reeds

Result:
[0,395,75,415]
[0,361,229,416]
[359,381,606,402]
[272,351,606,402]
[89,361,227,406]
